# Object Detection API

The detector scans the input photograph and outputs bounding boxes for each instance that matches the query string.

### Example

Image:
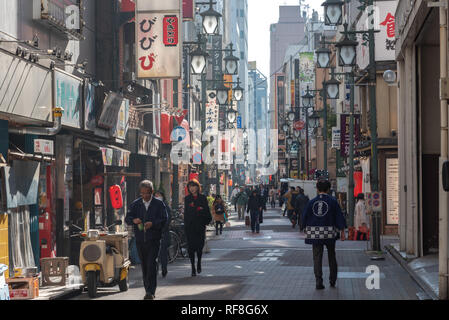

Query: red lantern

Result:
[109,185,123,209]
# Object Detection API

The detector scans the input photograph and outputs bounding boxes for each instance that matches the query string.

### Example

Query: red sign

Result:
[380,13,395,38]
[109,185,123,210]
[163,16,179,47]
[183,0,195,20]
[294,121,305,131]
[90,175,104,187]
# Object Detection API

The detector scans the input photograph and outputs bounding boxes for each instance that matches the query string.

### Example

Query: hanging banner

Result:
[136,0,182,79]
[331,127,340,149]
[55,70,82,129]
[386,158,399,225]
[183,0,195,20]
[340,114,361,157]
[206,91,219,133]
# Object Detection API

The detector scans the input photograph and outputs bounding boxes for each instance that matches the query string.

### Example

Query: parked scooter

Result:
[72,220,130,298]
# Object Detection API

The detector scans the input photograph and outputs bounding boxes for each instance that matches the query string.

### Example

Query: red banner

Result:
[163,16,179,47]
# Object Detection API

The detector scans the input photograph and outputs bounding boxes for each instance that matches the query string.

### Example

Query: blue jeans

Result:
[250,210,260,233]
[129,237,141,265]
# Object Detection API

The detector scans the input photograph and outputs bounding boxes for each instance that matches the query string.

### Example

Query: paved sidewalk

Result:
[71,207,425,300]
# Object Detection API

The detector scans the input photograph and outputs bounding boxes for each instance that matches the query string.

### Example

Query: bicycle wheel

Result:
[168,231,180,263]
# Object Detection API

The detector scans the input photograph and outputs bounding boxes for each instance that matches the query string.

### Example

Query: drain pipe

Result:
[8,111,62,136]
[439,1,449,301]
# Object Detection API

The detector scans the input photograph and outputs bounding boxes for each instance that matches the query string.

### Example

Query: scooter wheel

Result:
[87,271,97,298]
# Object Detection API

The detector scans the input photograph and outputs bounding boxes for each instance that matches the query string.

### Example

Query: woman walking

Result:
[247,190,263,233]
[212,195,228,235]
[154,190,171,278]
[184,180,212,276]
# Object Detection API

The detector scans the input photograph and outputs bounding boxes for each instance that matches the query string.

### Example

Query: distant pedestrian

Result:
[294,188,309,229]
[300,180,346,290]
[125,180,168,300]
[283,187,299,226]
[212,195,228,235]
[355,193,369,231]
[269,187,276,208]
[231,184,240,211]
[154,190,171,278]
[184,180,212,276]
[247,190,263,233]
[235,187,249,220]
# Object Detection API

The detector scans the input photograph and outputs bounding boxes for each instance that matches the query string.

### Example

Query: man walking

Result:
[125,180,168,300]
[294,187,309,229]
[231,184,240,212]
[300,180,346,290]
[235,186,249,220]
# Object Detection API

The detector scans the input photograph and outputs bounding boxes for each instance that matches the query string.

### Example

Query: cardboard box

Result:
[7,277,39,300]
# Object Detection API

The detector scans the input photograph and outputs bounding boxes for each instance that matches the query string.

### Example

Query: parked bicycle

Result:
[167,207,188,263]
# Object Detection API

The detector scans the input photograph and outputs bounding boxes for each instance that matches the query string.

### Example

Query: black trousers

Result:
[215,221,223,235]
[137,239,161,296]
[312,243,338,285]
[159,230,170,273]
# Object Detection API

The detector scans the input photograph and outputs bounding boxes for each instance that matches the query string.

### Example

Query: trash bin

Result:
[0,264,10,300]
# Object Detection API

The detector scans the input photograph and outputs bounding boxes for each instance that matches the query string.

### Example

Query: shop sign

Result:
[182,0,195,20]
[340,114,360,157]
[136,0,182,79]
[84,83,96,131]
[332,127,340,149]
[206,91,219,133]
[113,99,130,141]
[55,70,82,129]
[98,92,124,130]
[90,175,104,187]
[386,158,399,225]
[138,132,160,158]
[34,139,54,155]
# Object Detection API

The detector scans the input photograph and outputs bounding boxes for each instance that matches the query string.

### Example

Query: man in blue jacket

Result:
[301,179,346,290]
[125,180,167,300]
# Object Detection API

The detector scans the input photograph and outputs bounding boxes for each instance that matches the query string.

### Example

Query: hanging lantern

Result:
[322,0,344,26]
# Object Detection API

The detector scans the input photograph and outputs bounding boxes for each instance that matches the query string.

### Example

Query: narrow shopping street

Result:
[71,208,421,300]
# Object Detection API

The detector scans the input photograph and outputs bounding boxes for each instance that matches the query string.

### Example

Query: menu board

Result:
[386,158,399,225]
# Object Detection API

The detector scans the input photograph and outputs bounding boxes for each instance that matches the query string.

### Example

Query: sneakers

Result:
[144,294,155,300]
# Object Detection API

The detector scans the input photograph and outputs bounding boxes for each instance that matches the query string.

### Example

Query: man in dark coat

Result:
[294,187,309,229]
[184,180,212,276]
[300,180,346,290]
[247,190,263,233]
[125,180,168,300]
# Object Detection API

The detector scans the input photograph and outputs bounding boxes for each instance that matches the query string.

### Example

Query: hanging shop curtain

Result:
[9,206,36,269]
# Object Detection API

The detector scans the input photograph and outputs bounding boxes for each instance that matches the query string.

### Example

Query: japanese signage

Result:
[113,99,130,141]
[136,0,182,79]
[331,127,340,149]
[386,158,399,225]
[340,114,361,157]
[356,0,398,69]
[211,35,223,85]
[294,59,300,119]
[183,0,195,20]
[55,70,82,129]
[34,139,54,156]
[299,52,315,83]
[206,91,219,133]
[84,83,96,131]
[98,92,124,130]
[218,131,231,170]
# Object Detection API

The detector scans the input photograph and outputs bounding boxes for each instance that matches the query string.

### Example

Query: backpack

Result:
[215,203,225,215]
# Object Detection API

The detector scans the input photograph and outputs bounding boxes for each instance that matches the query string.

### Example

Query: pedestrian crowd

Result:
[124,177,351,299]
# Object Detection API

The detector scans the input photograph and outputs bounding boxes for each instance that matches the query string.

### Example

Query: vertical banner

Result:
[294,59,300,119]
[205,91,219,133]
[183,0,195,20]
[211,35,223,86]
[340,114,360,157]
[136,0,182,79]
[182,45,190,110]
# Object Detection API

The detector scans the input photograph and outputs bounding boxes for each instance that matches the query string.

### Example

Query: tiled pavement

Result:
[72,208,424,300]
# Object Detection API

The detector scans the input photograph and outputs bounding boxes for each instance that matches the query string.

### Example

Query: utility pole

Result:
[322,80,328,173]
[200,35,208,191]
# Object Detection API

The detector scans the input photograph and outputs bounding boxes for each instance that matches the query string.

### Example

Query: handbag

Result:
[245,215,250,227]
[225,222,231,228]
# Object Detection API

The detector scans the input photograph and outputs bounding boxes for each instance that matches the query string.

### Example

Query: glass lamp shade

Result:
[294,130,301,138]
[286,137,293,145]
[288,111,296,122]
[309,112,321,129]
[201,8,221,35]
[316,47,331,68]
[336,37,358,67]
[225,57,238,75]
[282,124,289,132]
[302,92,314,108]
[190,48,208,74]
[227,109,237,123]
[216,87,229,105]
[234,87,243,101]
[326,77,341,99]
[323,0,344,26]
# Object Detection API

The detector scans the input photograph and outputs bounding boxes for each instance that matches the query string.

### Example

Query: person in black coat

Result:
[154,190,172,278]
[184,180,212,276]
[247,190,263,233]
[125,180,167,300]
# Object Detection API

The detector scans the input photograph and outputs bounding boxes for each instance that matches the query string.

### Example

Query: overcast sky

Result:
[248,0,323,80]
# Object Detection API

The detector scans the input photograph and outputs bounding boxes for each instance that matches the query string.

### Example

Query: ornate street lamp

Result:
[316,44,332,69]
[282,123,290,133]
[286,136,294,145]
[200,0,222,35]
[322,0,344,26]
[302,87,314,108]
[294,130,301,138]
[287,110,296,122]
[325,71,341,99]
[309,111,321,129]
[335,24,358,67]
[227,107,237,123]
[233,78,244,101]
[224,43,239,75]
[190,46,209,75]
[216,81,229,105]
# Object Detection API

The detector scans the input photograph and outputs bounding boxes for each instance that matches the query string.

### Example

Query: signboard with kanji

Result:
[340,114,360,157]
[135,0,182,79]
[206,91,219,133]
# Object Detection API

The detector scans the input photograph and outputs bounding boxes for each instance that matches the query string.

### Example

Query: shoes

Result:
[330,282,336,288]
[256,231,260,234]
[144,294,155,300]
[197,264,202,274]
[316,284,325,290]
[162,269,168,278]
[191,270,197,277]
